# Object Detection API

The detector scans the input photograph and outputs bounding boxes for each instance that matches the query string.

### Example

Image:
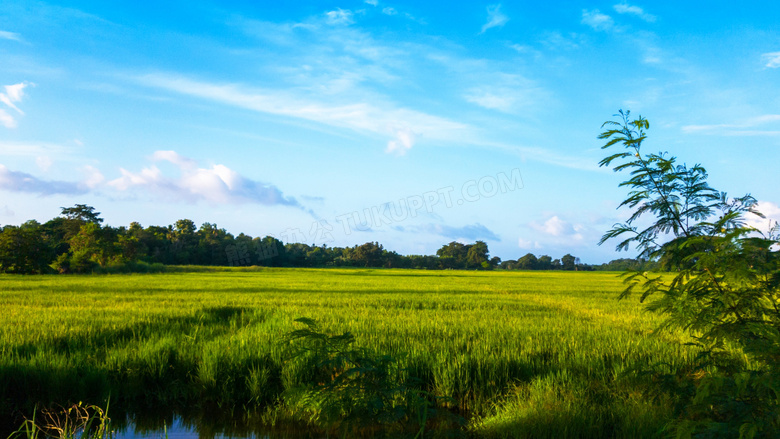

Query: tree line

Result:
[0,204,599,274]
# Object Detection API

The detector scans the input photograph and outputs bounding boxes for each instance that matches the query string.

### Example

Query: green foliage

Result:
[561,254,577,271]
[517,253,538,270]
[599,110,780,437]
[467,241,489,269]
[593,258,658,272]
[8,402,112,439]
[60,205,103,225]
[0,222,53,274]
[283,318,457,437]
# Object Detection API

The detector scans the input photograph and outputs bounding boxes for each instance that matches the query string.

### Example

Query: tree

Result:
[436,241,469,268]
[255,236,286,266]
[537,255,553,270]
[0,222,53,274]
[169,219,197,264]
[599,110,780,437]
[561,254,576,271]
[57,222,119,272]
[60,204,103,224]
[196,223,234,265]
[466,241,489,269]
[517,253,538,270]
[351,242,385,267]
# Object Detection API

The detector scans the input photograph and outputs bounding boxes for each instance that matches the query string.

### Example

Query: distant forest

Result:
[0,205,654,274]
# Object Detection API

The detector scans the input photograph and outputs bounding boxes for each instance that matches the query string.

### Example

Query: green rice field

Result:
[0,268,698,438]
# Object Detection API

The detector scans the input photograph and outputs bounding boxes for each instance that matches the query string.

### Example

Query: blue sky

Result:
[1,1,778,263]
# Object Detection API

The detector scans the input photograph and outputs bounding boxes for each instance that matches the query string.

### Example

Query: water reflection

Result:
[112,412,321,439]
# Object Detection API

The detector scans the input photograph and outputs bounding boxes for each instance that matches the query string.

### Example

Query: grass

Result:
[0,268,698,437]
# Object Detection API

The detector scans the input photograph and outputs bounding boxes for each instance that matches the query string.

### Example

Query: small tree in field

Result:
[599,111,780,438]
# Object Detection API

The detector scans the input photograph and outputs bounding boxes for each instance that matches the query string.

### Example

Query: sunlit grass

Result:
[0,268,695,437]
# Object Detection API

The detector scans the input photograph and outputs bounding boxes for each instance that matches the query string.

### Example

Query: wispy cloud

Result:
[613,3,656,22]
[0,205,14,218]
[0,110,15,129]
[0,30,21,42]
[403,223,500,241]
[540,31,584,50]
[481,4,508,33]
[464,73,546,113]
[364,0,378,5]
[385,128,414,155]
[581,9,615,32]
[382,7,397,16]
[464,91,515,112]
[35,156,53,172]
[0,82,32,128]
[682,114,780,136]
[0,164,89,195]
[0,140,75,158]
[325,8,355,26]
[517,237,542,250]
[108,150,301,207]
[137,73,468,154]
[762,52,780,68]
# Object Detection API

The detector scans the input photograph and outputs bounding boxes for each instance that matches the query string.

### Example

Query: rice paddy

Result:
[0,268,697,437]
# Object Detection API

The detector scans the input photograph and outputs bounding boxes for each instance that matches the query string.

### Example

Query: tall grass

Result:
[0,269,697,437]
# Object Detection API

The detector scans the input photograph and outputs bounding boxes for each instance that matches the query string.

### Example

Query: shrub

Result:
[599,110,780,438]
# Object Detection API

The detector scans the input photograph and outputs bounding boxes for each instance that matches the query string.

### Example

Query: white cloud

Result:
[481,4,509,33]
[517,237,541,249]
[108,150,301,206]
[682,114,780,136]
[463,73,547,113]
[385,128,414,155]
[464,91,514,112]
[613,3,656,22]
[509,44,533,53]
[4,83,28,103]
[581,9,614,31]
[0,109,16,129]
[540,31,583,50]
[382,7,397,15]
[81,165,105,189]
[151,150,197,169]
[325,8,354,25]
[35,156,53,172]
[0,82,32,128]
[0,205,14,217]
[762,52,780,68]
[747,201,780,233]
[535,216,578,237]
[0,30,21,41]
[521,214,604,252]
[0,140,74,157]
[527,215,589,241]
[642,46,662,64]
[137,73,469,155]
[364,0,378,5]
